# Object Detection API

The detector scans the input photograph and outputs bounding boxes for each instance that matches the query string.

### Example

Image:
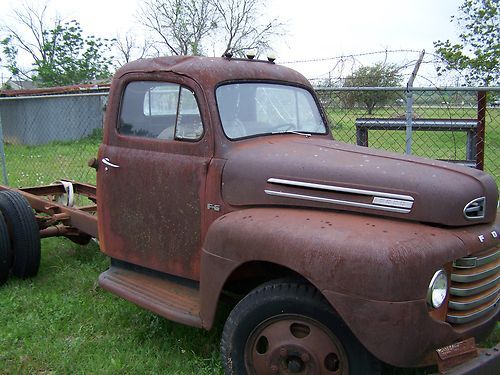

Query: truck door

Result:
[97,74,212,280]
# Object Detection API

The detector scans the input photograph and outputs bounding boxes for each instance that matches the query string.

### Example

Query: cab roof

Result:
[114,55,312,88]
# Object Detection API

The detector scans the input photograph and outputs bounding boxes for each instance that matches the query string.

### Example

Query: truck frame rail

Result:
[0,180,98,240]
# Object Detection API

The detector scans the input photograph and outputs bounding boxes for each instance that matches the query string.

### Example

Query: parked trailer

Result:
[1,55,499,375]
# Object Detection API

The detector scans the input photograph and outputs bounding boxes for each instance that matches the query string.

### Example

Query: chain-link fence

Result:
[0,90,107,187]
[317,87,500,183]
[0,87,499,189]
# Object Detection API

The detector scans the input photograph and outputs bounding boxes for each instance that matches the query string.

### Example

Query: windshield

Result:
[216,83,327,139]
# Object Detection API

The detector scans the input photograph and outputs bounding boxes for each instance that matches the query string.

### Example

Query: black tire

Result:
[221,280,381,375]
[0,190,41,278]
[0,211,12,285]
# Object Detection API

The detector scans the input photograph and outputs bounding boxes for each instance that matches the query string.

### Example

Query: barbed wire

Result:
[284,49,474,89]
[281,49,427,65]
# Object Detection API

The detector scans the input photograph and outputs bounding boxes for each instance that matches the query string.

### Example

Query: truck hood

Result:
[221,136,498,226]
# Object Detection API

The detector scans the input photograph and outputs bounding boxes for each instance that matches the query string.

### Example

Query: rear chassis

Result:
[0,181,98,242]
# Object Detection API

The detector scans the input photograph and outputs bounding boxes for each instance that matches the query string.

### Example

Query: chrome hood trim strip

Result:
[264,190,412,214]
[267,178,414,212]
[268,178,414,201]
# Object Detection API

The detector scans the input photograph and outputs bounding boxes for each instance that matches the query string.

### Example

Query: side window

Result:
[175,87,203,140]
[119,81,203,141]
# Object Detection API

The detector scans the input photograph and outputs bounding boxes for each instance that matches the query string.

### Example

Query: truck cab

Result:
[96,55,499,374]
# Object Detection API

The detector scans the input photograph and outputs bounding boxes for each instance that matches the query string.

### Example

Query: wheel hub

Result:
[245,314,349,374]
[287,355,305,373]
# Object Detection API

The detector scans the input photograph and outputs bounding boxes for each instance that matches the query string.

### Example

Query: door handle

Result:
[101,157,120,168]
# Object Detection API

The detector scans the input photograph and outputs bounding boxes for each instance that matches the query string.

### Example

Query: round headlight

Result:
[427,269,448,309]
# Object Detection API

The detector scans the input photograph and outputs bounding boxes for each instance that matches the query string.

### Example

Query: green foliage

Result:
[34,21,114,87]
[434,0,499,86]
[0,37,20,77]
[1,19,114,87]
[342,64,402,114]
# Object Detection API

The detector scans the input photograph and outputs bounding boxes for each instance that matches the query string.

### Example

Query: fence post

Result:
[405,50,425,155]
[476,90,486,171]
[405,90,414,155]
[0,107,8,185]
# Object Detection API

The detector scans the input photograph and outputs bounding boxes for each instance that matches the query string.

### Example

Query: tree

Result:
[212,0,279,56]
[138,0,217,56]
[137,0,282,57]
[1,2,114,87]
[434,0,499,86]
[342,64,402,114]
[113,31,154,66]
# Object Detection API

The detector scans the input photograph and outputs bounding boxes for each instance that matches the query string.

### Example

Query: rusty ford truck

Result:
[0,55,499,374]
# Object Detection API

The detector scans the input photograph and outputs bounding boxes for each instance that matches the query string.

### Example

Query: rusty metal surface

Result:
[0,183,98,238]
[110,56,330,155]
[97,143,209,279]
[98,263,202,328]
[221,136,498,226]
[82,55,500,371]
[204,208,466,301]
[98,70,214,279]
[201,207,499,367]
[434,343,500,375]
[245,315,348,374]
[97,56,330,282]
[113,56,311,95]
[435,338,478,372]
[476,91,487,171]
[20,181,97,201]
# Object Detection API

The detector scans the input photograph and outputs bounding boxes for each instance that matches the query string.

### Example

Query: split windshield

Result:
[216,83,327,139]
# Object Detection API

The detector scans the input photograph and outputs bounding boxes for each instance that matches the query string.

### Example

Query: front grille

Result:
[447,246,499,325]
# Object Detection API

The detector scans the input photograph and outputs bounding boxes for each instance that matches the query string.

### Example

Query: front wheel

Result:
[221,280,380,375]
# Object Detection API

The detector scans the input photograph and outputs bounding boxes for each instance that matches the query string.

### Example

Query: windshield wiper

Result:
[271,130,311,138]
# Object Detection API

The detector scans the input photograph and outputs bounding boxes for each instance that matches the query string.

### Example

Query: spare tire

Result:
[0,190,41,278]
[0,211,12,285]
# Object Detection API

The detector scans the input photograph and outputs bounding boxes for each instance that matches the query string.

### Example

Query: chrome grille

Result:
[447,246,499,325]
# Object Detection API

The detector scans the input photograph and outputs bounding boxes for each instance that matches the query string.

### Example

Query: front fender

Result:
[200,208,499,367]
[199,207,465,325]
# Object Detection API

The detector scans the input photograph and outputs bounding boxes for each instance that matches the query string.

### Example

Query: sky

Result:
[0,0,461,84]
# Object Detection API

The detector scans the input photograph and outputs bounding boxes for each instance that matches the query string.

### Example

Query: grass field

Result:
[0,109,498,373]
[0,239,224,374]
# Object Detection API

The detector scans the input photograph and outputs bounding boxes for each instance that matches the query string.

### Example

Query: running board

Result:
[98,266,202,328]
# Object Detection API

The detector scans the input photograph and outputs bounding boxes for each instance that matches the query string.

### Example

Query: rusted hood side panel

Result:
[222,137,498,226]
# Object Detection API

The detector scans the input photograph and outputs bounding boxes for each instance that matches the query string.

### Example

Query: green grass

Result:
[3,130,100,188]
[0,238,223,374]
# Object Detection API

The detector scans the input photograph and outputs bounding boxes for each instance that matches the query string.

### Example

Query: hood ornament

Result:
[463,197,486,220]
